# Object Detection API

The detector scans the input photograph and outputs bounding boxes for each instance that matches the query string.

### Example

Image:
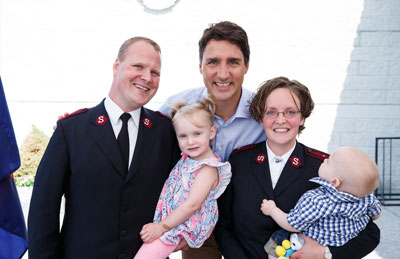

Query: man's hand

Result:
[261,199,277,216]
[139,223,165,243]
[290,234,324,259]
[173,238,189,252]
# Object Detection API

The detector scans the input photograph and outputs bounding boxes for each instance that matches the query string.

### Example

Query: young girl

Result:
[133,98,231,259]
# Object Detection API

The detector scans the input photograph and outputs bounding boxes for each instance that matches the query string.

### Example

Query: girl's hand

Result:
[261,199,276,216]
[139,223,165,243]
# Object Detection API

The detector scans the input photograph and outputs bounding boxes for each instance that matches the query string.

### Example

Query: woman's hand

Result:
[290,234,324,259]
[139,223,165,243]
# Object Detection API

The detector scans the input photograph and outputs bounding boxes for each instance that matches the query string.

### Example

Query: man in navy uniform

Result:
[28,37,180,259]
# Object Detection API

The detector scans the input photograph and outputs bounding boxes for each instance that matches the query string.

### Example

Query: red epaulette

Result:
[304,147,329,160]
[59,108,88,121]
[235,144,257,153]
[155,111,172,120]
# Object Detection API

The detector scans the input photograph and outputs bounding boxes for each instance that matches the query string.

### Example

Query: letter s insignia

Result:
[96,115,108,125]
[290,156,302,167]
[143,118,152,128]
[256,153,266,164]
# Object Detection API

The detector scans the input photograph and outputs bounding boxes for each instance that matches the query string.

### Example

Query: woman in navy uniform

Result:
[214,77,380,259]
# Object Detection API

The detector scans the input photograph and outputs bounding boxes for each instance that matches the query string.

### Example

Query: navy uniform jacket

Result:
[214,141,380,259]
[28,100,180,259]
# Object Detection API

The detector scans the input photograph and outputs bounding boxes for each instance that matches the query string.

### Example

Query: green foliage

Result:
[14,125,49,187]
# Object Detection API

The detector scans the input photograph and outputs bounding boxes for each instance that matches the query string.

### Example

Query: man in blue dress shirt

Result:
[159,21,265,259]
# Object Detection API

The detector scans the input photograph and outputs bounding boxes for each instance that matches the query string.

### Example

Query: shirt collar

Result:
[310,177,360,202]
[201,86,253,122]
[104,96,141,128]
[233,88,254,119]
[266,141,296,164]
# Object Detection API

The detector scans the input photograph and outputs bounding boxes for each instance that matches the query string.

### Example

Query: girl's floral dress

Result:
[153,153,231,248]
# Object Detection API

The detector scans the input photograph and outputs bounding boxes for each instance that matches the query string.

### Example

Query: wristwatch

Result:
[324,246,332,259]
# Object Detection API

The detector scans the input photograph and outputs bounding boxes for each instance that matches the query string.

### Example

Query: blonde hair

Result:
[335,147,379,198]
[169,98,216,128]
[117,36,161,61]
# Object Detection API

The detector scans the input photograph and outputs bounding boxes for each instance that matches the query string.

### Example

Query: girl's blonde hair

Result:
[169,97,216,128]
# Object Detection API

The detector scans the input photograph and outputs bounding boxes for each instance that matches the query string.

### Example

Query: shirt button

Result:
[218,145,223,151]
[121,230,127,237]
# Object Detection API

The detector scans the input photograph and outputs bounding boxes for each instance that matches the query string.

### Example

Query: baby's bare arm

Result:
[260,199,298,232]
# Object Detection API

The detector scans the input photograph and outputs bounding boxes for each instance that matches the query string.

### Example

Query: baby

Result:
[261,146,381,256]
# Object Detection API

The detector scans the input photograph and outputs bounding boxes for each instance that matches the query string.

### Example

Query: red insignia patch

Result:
[290,156,302,167]
[96,115,108,125]
[59,108,88,121]
[143,118,152,128]
[256,153,266,164]
[155,111,172,120]
[235,144,257,153]
[305,147,329,161]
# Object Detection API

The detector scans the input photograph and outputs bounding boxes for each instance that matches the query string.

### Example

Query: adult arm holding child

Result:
[140,165,218,243]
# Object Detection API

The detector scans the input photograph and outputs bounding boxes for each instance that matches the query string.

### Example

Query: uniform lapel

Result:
[90,101,126,178]
[126,108,159,181]
[252,143,275,200]
[273,142,305,197]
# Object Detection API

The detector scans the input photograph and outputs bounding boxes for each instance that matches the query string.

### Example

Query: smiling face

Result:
[174,110,216,161]
[200,40,249,105]
[110,40,161,112]
[260,88,304,155]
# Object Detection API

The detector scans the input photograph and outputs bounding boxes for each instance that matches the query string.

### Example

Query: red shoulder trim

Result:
[304,147,329,160]
[155,111,172,120]
[235,144,257,153]
[59,108,88,121]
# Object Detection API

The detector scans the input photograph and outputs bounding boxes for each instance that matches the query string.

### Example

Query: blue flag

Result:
[0,76,28,259]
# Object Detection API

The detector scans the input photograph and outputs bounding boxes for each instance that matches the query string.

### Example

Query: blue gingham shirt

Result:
[287,177,381,246]
[158,87,266,162]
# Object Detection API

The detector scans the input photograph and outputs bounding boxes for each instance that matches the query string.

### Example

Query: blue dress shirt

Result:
[158,87,266,162]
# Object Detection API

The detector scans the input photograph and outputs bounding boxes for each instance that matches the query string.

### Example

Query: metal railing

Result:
[375,137,400,206]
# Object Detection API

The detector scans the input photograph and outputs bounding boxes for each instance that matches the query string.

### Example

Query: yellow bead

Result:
[275,245,286,257]
[282,239,291,249]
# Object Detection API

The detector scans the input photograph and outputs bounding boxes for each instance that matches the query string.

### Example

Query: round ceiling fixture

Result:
[138,0,180,13]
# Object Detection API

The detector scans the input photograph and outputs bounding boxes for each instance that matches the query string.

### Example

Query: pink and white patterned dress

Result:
[153,153,231,248]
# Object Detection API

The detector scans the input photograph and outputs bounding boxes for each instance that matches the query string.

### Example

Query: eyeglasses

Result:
[264,109,301,118]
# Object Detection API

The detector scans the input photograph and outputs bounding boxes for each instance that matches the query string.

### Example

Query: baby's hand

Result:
[53,112,71,131]
[260,199,276,216]
[139,223,165,243]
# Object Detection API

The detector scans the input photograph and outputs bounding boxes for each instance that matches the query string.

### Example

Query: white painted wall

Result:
[1,0,398,158]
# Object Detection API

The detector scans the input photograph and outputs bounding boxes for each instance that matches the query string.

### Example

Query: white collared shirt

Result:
[104,96,141,169]
[266,142,296,189]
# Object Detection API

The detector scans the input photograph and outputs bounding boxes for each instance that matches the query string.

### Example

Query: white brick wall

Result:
[328,0,400,159]
[326,0,400,198]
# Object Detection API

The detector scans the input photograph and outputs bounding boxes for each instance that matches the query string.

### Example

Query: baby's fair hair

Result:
[334,147,379,198]
[169,98,216,128]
